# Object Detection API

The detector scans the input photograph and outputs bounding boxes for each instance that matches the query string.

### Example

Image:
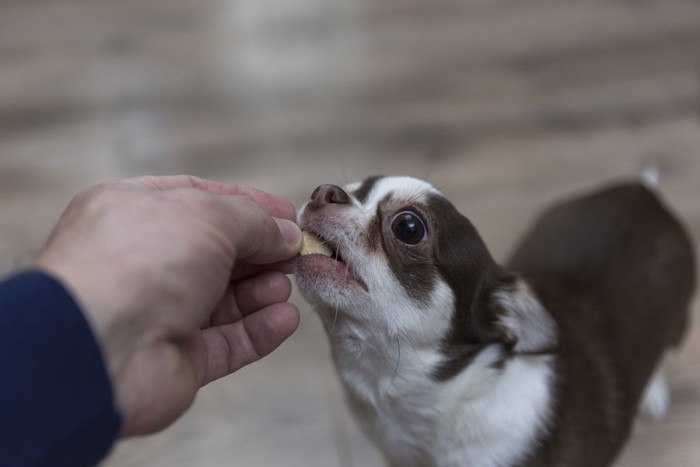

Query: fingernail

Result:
[275,218,303,250]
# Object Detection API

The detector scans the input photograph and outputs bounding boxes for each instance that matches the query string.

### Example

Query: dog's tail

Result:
[640,164,661,190]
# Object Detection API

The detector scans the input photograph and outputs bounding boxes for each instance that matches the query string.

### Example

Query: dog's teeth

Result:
[300,231,333,257]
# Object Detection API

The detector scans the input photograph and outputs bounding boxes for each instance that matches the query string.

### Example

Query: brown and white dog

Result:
[295,175,696,467]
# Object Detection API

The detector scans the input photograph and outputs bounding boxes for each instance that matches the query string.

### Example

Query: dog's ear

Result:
[492,278,558,353]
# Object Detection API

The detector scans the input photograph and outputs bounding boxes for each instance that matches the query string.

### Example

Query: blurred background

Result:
[1,0,699,465]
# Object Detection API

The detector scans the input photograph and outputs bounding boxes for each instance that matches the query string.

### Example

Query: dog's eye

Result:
[391,212,427,245]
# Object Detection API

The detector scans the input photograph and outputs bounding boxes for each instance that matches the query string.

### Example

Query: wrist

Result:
[32,260,136,392]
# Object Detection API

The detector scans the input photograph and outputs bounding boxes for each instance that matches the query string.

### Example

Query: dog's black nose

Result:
[308,184,350,210]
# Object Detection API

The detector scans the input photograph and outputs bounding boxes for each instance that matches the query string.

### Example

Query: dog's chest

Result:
[335,344,451,466]
[332,336,555,467]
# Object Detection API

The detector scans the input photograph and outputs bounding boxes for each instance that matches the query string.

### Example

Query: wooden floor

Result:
[1,0,700,465]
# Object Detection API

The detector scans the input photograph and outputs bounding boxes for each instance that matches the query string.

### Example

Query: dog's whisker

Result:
[298,301,324,318]
[339,159,349,187]
[386,336,402,395]
[330,304,340,334]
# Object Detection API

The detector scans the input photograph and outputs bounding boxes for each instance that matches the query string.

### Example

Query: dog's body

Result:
[295,176,695,467]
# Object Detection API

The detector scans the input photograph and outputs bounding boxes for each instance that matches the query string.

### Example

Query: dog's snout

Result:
[308,184,351,210]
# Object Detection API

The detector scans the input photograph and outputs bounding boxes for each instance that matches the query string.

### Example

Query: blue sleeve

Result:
[0,271,122,467]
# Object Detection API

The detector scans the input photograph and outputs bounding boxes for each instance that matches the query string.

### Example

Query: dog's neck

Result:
[322,309,555,467]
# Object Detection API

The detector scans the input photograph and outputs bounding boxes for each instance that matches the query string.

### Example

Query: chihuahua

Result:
[295,175,695,467]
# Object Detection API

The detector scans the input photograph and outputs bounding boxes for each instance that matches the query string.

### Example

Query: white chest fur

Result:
[330,330,555,467]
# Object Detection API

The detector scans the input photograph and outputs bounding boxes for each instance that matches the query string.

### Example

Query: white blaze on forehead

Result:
[344,181,362,193]
[358,177,441,209]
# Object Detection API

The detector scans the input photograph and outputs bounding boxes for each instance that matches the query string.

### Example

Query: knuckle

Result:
[70,182,114,209]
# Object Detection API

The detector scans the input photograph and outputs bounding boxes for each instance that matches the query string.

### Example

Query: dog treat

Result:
[301,231,333,257]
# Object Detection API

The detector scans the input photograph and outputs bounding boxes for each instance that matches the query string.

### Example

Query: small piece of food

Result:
[301,231,333,257]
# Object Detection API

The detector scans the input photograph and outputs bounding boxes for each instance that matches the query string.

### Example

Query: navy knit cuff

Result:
[0,270,122,467]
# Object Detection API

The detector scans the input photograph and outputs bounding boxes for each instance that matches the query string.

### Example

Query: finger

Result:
[118,176,302,263]
[207,271,292,327]
[124,175,297,220]
[230,258,297,282]
[198,303,300,386]
[223,197,302,264]
[235,271,292,317]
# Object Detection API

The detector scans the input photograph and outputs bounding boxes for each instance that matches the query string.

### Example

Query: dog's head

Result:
[296,176,556,378]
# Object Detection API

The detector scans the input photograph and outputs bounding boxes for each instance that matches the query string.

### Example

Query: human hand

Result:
[34,175,303,437]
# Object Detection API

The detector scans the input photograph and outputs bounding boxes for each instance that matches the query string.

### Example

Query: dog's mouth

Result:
[298,230,367,291]
[300,230,341,260]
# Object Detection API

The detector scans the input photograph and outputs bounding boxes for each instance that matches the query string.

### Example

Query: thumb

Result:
[223,196,302,264]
